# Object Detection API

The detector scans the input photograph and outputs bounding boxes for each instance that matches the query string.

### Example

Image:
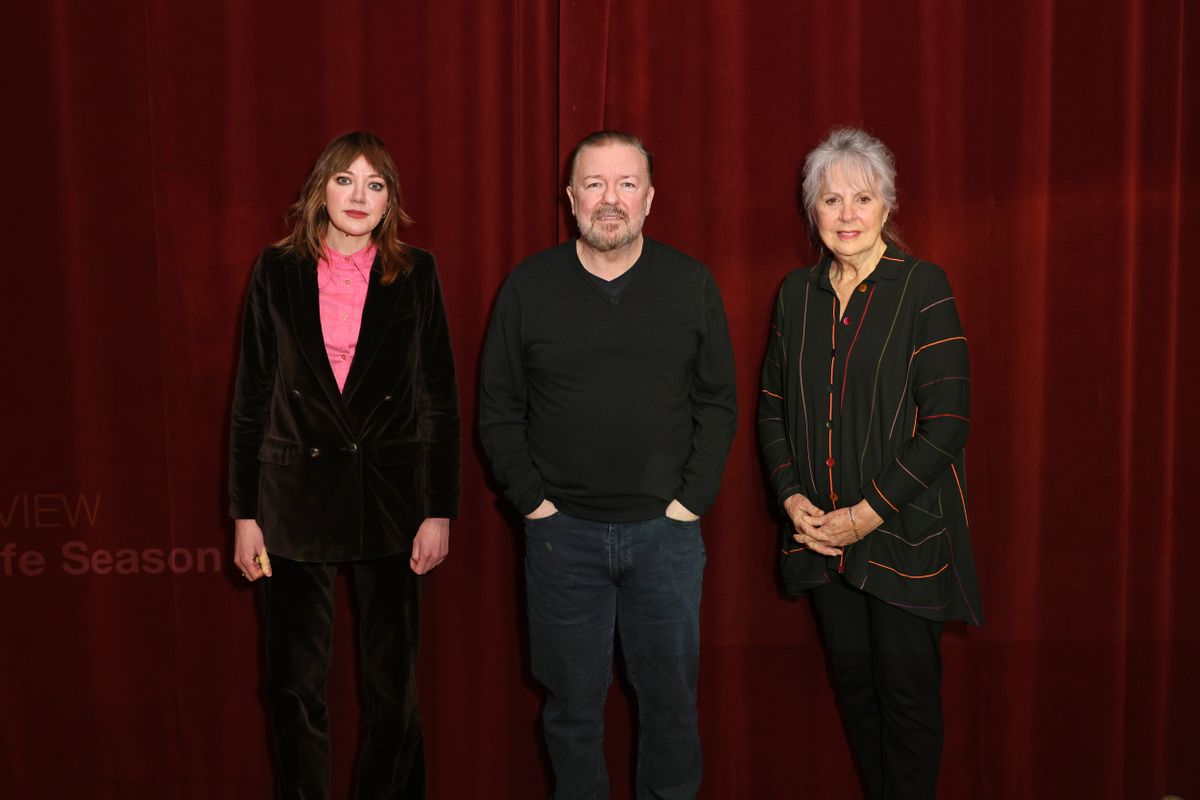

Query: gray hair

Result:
[801,127,899,245]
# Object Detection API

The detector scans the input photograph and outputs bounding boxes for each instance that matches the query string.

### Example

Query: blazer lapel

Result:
[342,261,404,404]
[285,257,350,420]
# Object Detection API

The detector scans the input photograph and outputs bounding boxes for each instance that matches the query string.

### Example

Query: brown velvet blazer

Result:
[228,244,460,562]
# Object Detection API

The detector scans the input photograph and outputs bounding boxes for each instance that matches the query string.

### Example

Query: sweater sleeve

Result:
[675,269,738,516]
[478,274,546,516]
[757,277,805,508]
[228,252,275,519]
[415,253,461,518]
[861,265,970,521]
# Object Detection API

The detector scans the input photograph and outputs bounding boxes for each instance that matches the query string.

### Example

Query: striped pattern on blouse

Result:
[757,245,983,624]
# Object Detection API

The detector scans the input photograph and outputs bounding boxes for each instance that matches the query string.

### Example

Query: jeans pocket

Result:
[523,511,562,527]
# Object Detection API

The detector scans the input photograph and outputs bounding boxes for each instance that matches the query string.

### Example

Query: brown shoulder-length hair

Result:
[276,131,415,284]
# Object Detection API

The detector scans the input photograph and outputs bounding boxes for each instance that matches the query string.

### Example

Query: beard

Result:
[578,205,644,252]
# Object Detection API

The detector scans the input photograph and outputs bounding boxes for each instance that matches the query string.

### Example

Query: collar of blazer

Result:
[284,251,411,422]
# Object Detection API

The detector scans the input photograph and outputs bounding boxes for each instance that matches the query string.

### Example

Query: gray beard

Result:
[580,220,641,252]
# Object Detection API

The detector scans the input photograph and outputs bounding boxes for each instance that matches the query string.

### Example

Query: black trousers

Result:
[260,553,424,800]
[811,574,943,800]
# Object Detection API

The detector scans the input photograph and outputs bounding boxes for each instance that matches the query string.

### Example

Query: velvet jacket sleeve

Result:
[415,252,460,518]
[228,252,275,519]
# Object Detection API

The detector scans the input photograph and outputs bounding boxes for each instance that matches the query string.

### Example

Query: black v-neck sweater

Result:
[480,238,737,522]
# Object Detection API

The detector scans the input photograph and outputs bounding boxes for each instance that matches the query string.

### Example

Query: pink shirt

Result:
[316,243,375,392]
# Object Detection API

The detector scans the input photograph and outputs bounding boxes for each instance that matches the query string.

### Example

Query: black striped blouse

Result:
[757,244,983,624]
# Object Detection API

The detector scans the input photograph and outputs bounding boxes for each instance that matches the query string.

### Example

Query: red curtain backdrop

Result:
[2,1,1196,797]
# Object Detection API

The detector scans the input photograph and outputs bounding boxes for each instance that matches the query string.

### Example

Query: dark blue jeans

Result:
[524,511,706,800]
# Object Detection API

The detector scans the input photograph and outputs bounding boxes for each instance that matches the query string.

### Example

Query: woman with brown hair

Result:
[229,131,459,798]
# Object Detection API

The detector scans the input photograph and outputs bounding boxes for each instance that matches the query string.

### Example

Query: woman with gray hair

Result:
[757,127,983,798]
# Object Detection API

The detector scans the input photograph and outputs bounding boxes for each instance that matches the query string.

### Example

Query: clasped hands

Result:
[784,494,882,557]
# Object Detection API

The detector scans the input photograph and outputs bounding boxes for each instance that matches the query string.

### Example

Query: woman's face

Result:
[324,154,389,250]
[814,160,889,265]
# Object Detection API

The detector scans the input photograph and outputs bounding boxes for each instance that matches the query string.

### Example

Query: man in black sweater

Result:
[480,130,737,799]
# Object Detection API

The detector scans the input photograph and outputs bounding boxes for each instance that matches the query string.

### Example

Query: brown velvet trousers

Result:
[260,553,424,799]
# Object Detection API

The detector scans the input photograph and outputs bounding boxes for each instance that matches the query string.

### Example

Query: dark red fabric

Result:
[2,1,1196,797]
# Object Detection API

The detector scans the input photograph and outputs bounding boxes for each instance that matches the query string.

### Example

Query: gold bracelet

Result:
[849,507,862,541]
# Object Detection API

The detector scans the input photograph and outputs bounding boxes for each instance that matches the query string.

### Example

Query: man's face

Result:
[567,143,655,253]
